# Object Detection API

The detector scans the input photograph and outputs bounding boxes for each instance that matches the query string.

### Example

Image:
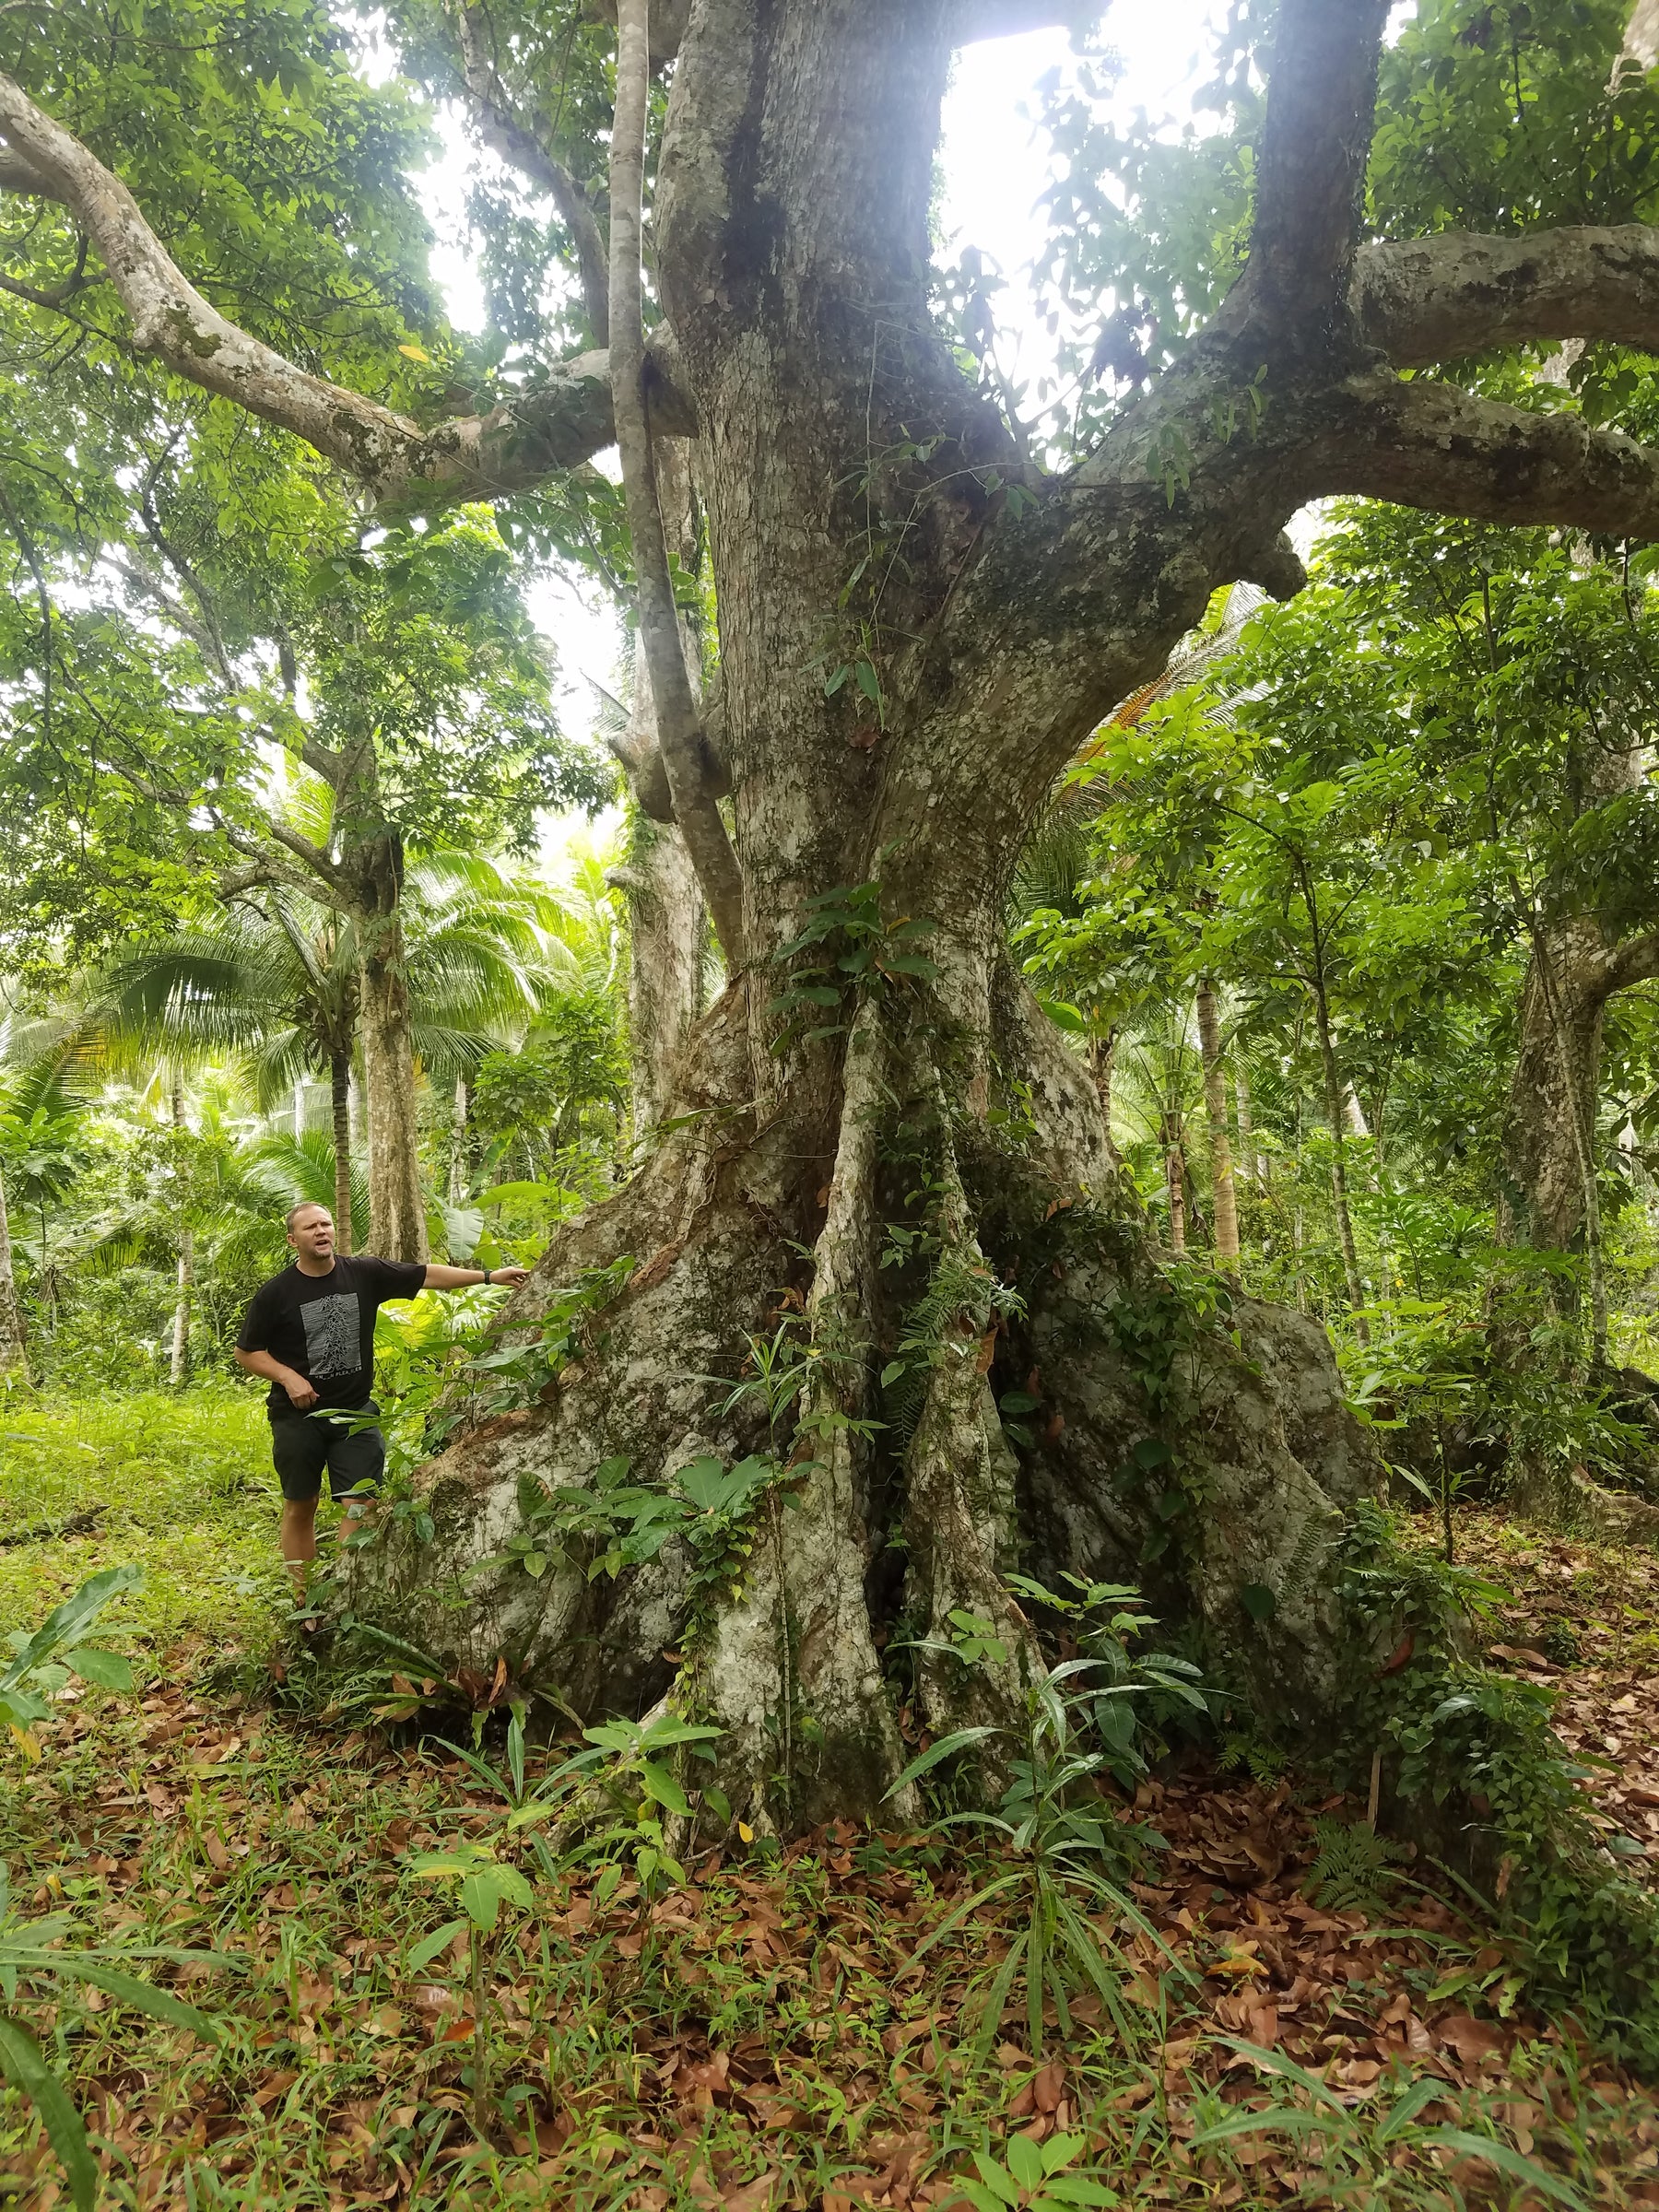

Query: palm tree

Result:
[81,859,582,1254]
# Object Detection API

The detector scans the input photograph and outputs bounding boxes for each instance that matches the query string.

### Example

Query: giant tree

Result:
[15,0,1659,1823]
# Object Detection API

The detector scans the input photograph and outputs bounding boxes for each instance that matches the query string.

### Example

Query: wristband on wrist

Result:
[482,1268,492,1285]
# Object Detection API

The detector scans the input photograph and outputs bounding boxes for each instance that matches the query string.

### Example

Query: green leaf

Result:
[1041,2131,1087,2175]
[1214,2037,1348,2112]
[458,1870,502,1931]
[1415,2129,1587,2208]
[1006,2132,1044,2190]
[406,1918,467,1974]
[1187,2106,1336,2147]
[970,2149,1023,2206]
[53,1960,222,2041]
[62,1648,133,1690]
[1239,1583,1277,1622]
[0,2017,97,2212]
[882,1725,998,1800]
[0,1566,143,1692]
[639,1760,691,1819]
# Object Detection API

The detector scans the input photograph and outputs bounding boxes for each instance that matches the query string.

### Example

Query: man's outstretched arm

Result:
[422,1264,532,1291]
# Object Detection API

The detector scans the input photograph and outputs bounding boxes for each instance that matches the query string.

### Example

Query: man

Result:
[233,1202,530,1604]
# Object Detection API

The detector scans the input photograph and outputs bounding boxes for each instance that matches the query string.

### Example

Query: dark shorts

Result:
[270,1403,385,1504]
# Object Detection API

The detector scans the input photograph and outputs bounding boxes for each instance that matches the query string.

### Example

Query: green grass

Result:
[1,1388,1656,2210]
[0,1385,288,1662]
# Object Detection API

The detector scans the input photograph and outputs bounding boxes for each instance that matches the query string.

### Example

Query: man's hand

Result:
[283,1373,320,1409]
[422,1262,535,1291]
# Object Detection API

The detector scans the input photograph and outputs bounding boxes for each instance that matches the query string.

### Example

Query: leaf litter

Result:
[2,1498,1658,2207]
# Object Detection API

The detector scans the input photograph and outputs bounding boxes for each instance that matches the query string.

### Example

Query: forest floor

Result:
[3,1392,1659,2210]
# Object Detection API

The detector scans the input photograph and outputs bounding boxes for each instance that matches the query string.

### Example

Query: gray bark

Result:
[616,815,704,1136]
[607,0,746,965]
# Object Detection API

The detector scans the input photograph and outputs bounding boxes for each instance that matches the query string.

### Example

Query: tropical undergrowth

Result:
[1328,1500,1659,2071]
[7,1390,1659,2205]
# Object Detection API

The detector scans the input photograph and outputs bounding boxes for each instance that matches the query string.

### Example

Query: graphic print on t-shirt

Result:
[302,1292,361,1379]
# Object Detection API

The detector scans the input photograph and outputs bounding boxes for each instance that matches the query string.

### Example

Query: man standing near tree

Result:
[234,1202,530,1605]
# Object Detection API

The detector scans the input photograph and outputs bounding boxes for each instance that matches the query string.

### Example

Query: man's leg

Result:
[270,1419,327,1604]
[324,1411,386,1558]
[279,1495,320,1602]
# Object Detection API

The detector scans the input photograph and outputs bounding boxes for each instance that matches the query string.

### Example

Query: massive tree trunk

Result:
[0,1163,29,1382]
[342,959,1379,1826]
[358,850,428,1264]
[335,0,1395,1823]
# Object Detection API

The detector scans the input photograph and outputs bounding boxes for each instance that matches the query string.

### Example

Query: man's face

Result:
[288,1207,335,1263]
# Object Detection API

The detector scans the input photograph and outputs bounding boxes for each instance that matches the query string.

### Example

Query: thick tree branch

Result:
[1604,929,1659,995]
[0,72,691,502]
[610,0,747,966]
[0,143,50,195]
[581,0,688,65]
[453,4,609,342]
[1247,0,1388,336]
[1618,0,1659,79]
[218,819,357,913]
[1354,224,1659,368]
[1298,373,1659,539]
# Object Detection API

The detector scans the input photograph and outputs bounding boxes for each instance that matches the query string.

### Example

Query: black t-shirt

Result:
[236,1254,426,1418]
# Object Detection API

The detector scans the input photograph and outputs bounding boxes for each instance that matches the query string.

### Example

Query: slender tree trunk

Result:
[0,1163,29,1382]
[293,1079,305,1142]
[448,1076,470,1206]
[614,812,706,1137]
[1311,984,1369,1343]
[608,0,746,965]
[169,1068,192,1385]
[1196,980,1241,1273]
[1234,1054,1257,1185]
[1497,917,1611,1365]
[1164,1112,1188,1254]
[170,1230,193,1388]
[359,896,429,1264]
[331,1052,355,1253]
